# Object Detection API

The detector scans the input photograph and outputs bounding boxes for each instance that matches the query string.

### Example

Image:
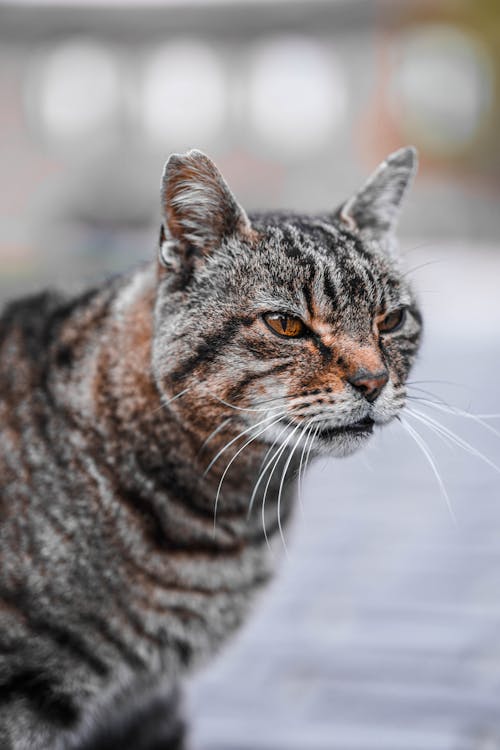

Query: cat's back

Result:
[1,290,65,430]
[0,286,105,374]
[0,291,66,388]
[0,287,107,505]
[0,293,63,512]
[1,289,62,352]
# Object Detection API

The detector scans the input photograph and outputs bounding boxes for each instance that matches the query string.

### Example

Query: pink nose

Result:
[347,369,389,403]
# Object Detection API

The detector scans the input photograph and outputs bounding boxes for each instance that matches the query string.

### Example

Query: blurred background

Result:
[1,0,499,297]
[1,0,500,748]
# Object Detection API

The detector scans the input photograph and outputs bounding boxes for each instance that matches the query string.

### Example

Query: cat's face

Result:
[152,149,422,459]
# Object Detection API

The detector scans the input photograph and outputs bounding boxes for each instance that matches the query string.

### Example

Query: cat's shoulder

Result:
[0,287,103,362]
[0,289,64,349]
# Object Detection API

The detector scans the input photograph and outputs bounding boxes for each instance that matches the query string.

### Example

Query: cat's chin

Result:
[316,430,374,457]
[312,417,375,457]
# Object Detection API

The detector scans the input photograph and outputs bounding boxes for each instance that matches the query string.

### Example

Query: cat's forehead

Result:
[257,213,349,250]
[249,213,404,313]
[254,213,383,268]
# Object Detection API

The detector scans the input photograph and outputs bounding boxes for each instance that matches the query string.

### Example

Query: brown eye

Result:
[263,313,306,338]
[379,307,406,333]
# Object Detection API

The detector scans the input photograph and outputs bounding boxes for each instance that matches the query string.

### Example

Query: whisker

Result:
[407,384,454,402]
[297,418,317,513]
[150,386,192,414]
[402,259,445,277]
[153,380,342,428]
[407,378,469,391]
[203,391,287,414]
[401,239,442,255]
[405,406,456,450]
[405,407,500,476]
[406,395,500,441]
[247,414,322,521]
[407,384,474,416]
[204,389,335,415]
[276,422,307,554]
[407,383,500,419]
[212,412,288,532]
[303,422,321,478]
[247,421,295,519]
[197,417,234,456]
[261,428,299,550]
[204,411,289,476]
[257,423,288,475]
[399,416,457,525]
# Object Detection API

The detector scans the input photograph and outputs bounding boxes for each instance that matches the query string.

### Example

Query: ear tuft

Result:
[339,146,418,243]
[160,149,253,257]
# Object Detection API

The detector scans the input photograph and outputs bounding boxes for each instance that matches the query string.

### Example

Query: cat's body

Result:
[0,149,422,749]
[0,268,282,749]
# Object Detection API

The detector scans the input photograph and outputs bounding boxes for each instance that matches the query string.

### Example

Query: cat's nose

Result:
[347,369,389,402]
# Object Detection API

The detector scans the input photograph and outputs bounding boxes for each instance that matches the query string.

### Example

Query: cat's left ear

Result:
[337,147,418,246]
[159,149,255,268]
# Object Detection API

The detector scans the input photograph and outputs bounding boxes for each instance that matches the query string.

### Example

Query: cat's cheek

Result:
[392,357,415,386]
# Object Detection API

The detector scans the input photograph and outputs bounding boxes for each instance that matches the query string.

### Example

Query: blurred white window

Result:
[141,40,226,149]
[33,39,120,145]
[248,35,346,158]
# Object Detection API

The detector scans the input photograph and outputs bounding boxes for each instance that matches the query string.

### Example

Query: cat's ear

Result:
[159,149,255,268]
[337,147,417,245]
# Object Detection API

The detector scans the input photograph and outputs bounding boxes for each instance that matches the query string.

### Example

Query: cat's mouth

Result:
[315,416,374,441]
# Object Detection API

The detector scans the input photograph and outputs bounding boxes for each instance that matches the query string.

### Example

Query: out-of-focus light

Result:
[390,25,493,154]
[141,41,226,147]
[35,40,120,142]
[248,36,346,157]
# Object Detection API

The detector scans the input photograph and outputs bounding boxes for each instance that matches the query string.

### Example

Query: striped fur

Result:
[0,148,421,749]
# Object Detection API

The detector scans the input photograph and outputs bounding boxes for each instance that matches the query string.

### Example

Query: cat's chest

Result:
[118,540,276,673]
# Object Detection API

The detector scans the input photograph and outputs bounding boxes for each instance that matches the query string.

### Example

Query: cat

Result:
[0,146,422,749]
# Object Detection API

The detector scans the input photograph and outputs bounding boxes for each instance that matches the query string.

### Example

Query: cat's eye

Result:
[263,313,306,338]
[378,307,407,333]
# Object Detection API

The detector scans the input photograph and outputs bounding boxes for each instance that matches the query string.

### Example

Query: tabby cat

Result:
[0,147,422,749]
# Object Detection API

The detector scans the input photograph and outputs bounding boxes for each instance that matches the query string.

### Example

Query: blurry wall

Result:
[0,0,499,303]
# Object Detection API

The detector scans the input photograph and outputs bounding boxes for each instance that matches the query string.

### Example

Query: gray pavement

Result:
[187,242,500,750]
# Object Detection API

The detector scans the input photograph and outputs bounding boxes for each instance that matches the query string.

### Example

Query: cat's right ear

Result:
[337,146,418,248]
[158,149,256,271]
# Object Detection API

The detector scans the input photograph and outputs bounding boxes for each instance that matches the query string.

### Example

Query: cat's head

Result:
[152,148,422,458]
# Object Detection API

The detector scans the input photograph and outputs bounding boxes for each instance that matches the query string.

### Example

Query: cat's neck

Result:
[58,264,296,549]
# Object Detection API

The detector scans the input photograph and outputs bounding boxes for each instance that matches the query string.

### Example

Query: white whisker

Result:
[247,421,294,519]
[151,385,192,414]
[297,418,317,513]
[406,407,500,476]
[405,406,457,450]
[203,391,286,414]
[204,411,288,476]
[261,429,298,550]
[198,417,233,456]
[399,416,457,525]
[303,423,321,478]
[212,412,288,532]
[276,422,307,554]
[407,395,500,441]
